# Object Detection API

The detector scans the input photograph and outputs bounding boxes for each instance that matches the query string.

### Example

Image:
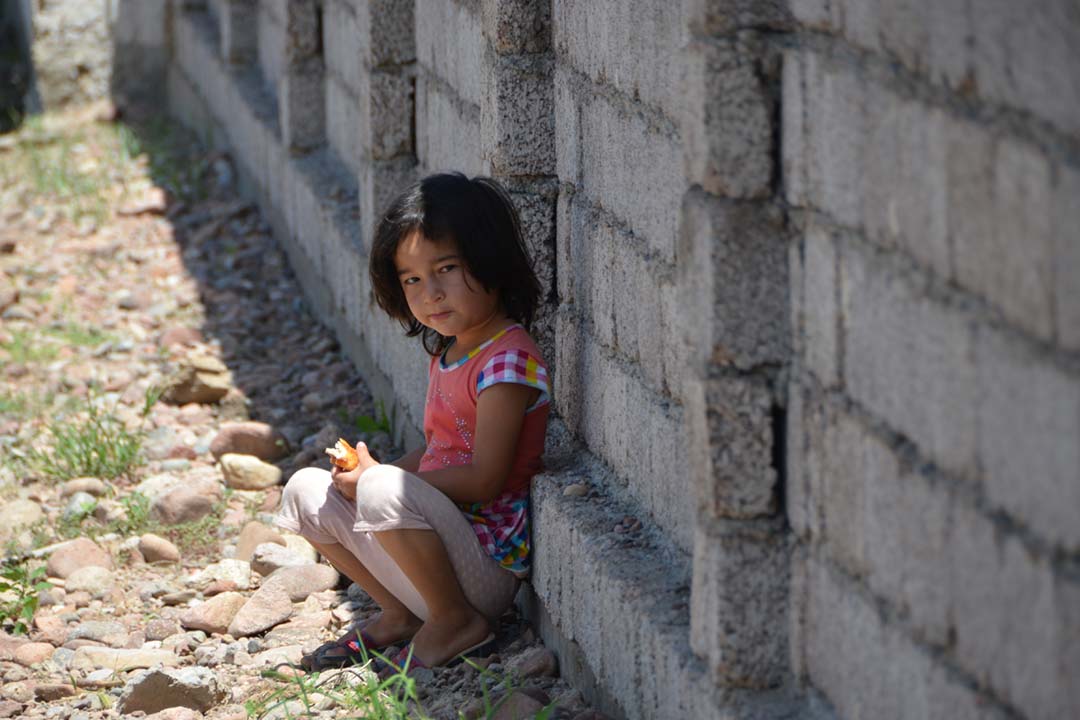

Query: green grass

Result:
[113,117,208,204]
[43,321,115,348]
[1,329,61,365]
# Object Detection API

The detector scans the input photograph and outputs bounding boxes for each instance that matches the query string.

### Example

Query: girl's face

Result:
[394,231,503,345]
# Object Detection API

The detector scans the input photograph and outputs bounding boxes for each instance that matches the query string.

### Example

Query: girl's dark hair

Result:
[369,172,542,356]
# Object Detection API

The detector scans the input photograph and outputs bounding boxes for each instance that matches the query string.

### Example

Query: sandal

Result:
[378,633,496,678]
[303,626,397,671]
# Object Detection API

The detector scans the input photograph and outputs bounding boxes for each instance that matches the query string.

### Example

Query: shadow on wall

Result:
[0,0,38,132]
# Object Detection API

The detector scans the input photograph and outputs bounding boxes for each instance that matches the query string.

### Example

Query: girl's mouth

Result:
[430,311,451,321]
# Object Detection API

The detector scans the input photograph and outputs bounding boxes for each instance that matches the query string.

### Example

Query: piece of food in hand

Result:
[325,438,359,471]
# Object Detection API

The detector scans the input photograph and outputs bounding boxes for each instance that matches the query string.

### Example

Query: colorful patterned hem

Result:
[460,488,530,576]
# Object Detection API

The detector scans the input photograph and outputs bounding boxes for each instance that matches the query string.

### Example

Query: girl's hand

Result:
[329,441,379,501]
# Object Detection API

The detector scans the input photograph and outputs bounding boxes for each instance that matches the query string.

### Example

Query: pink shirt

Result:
[418,324,550,494]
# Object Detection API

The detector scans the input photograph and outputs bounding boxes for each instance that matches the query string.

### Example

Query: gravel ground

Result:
[0,103,601,720]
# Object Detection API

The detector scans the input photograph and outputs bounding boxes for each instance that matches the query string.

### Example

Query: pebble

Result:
[250,543,311,576]
[227,584,293,637]
[210,422,289,462]
[13,643,55,667]
[139,533,182,563]
[220,453,281,490]
[63,566,114,596]
[179,592,247,635]
[60,477,107,497]
[46,538,112,579]
[234,521,286,562]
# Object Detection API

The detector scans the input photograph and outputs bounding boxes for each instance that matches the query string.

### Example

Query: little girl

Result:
[275,172,550,673]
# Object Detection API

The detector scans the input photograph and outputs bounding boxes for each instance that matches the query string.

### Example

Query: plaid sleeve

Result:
[476,350,550,409]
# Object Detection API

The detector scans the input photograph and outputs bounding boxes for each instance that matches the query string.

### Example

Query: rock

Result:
[210,422,289,462]
[158,327,203,349]
[234,522,286,562]
[0,700,23,718]
[66,621,127,646]
[162,354,233,405]
[144,426,180,460]
[162,590,197,606]
[250,644,304,667]
[33,683,77,701]
[180,592,247,635]
[146,619,181,642]
[203,579,239,597]
[145,708,204,720]
[118,666,229,714]
[0,499,44,538]
[63,491,98,520]
[281,534,318,563]
[140,533,181,563]
[563,483,588,497]
[261,564,339,602]
[508,646,558,679]
[1,681,32,703]
[71,646,181,672]
[60,477,107,497]
[220,453,282,490]
[63,566,114,595]
[46,538,112,579]
[193,559,251,591]
[153,488,215,525]
[33,615,68,645]
[13,642,55,667]
[227,585,293,637]
[250,543,311,576]
[491,691,546,720]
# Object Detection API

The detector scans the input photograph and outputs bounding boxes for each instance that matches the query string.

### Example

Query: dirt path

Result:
[0,104,598,720]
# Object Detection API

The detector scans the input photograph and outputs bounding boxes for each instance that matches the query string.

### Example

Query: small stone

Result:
[0,699,23,718]
[63,491,98,520]
[234,521,286,562]
[153,488,215,525]
[33,683,77,701]
[210,422,289,462]
[139,533,181,563]
[162,590,197,606]
[563,483,588,497]
[146,619,181,642]
[0,499,44,538]
[71,646,181,672]
[180,592,247,635]
[508,646,558,679]
[260,564,339,602]
[220,453,282,490]
[491,691,545,720]
[193,559,251,591]
[13,642,55,667]
[46,538,112,579]
[66,621,127,645]
[64,566,114,595]
[60,478,107,497]
[250,543,311,576]
[118,666,229,714]
[158,327,203,349]
[203,579,238,597]
[227,584,293,637]
[145,708,204,720]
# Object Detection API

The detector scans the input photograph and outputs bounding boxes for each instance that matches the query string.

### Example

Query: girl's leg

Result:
[375,528,490,666]
[352,465,520,667]
[276,468,421,646]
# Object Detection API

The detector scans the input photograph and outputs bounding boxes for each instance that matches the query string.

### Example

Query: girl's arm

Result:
[415,382,538,504]
[388,446,425,473]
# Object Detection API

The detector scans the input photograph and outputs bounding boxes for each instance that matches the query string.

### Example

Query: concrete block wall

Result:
[785,2,1080,717]
[121,0,1079,717]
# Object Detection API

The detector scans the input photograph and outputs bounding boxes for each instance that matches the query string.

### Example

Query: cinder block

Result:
[481,51,555,176]
[972,0,1080,136]
[553,0,687,115]
[1054,165,1080,351]
[692,375,778,519]
[481,0,551,54]
[804,553,1006,720]
[682,37,773,199]
[358,156,417,248]
[948,500,1080,718]
[974,326,1080,551]
[257,6,286,89]
[359,0,416,67]
[361,70,414,161]
[686,0,796,35]
[802,225,839,387]
[553,68,579,184]
[326,78,361,173]
[414,75,482,175]
[219,0,257,64]
[416,0,483,105]
[679,190,790,372]
[279,60,326,152]
[841,240,977,479]
[690,518,790,688]
[952,135,1054,340]
[555,313,692,550]
[323,0,362,89]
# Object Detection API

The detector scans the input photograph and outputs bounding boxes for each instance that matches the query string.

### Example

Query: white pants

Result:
[275,464,519,622]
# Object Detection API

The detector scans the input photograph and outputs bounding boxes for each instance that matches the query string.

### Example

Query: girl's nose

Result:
[426,279,445,303]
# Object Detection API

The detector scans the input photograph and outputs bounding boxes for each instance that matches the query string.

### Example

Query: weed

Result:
[0,561,51,635]
[1,329,60,365]
[340,399,393,436]
[27,385,160,481]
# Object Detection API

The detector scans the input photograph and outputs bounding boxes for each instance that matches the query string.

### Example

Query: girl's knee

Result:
[353,465,412,518]
[280,467,331,510]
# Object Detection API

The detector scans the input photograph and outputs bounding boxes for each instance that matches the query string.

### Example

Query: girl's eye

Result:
[402,277,419,286]
[438,264,457,274]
